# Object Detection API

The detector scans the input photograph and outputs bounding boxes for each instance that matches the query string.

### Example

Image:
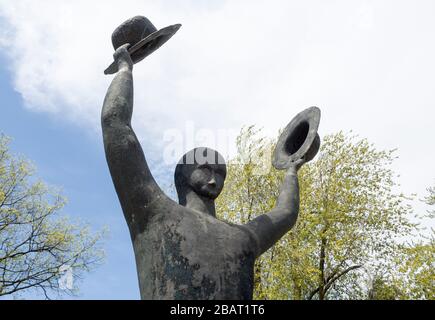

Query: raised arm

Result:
[245,159,304,257]
[101,44,168,226]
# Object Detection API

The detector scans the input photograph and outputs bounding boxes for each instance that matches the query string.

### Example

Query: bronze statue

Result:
[101,16,320,300]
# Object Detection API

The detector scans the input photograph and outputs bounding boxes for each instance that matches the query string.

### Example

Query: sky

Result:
[0,0,434,299]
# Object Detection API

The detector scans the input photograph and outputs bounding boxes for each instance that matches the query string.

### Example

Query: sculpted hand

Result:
[114,43,133,72]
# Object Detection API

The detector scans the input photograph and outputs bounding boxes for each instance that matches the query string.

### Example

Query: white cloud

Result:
[1,0,434,222]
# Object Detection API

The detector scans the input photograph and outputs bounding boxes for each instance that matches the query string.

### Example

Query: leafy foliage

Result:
[370,187,435,300]
[0,135,105,299]
[217,127,423,299]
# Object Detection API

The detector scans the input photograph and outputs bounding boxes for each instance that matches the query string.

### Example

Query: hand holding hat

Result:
[113,43,133,72]
[273,107,321,171]
[104,16,181,75]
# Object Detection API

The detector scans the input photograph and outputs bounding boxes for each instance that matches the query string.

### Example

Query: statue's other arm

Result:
[245,160,303,257]
[101,45,167,225]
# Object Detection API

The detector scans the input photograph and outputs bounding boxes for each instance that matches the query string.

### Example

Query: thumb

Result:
[113,43,131,59]
[293,157,306,171]
[119,43,131,51]
[295,158,305,166]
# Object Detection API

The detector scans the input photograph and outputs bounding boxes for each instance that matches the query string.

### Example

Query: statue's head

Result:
[174,147,227,205]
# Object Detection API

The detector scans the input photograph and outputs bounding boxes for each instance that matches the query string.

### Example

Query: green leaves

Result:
[217,128,429,300]
[0,134,105,299]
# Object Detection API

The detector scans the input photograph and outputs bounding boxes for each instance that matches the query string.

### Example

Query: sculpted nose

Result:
[208,178,216,187]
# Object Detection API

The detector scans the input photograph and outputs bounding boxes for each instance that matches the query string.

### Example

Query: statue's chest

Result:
[136,213,255,299]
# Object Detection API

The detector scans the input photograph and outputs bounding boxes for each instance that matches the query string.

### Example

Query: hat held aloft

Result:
[273,106,321,170]
[104,16,181,75]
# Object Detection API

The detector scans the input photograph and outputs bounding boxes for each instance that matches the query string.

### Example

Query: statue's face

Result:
[188,163,226,200]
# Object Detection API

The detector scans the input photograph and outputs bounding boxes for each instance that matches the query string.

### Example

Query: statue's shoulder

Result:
[227,222,261,255]
[202,218,258,254]
[145,194,181,216]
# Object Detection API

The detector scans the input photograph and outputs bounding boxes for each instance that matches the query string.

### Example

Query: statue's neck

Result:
[184,191,216,217]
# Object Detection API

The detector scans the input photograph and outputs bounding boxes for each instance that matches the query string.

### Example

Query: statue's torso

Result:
[130,200,256,300]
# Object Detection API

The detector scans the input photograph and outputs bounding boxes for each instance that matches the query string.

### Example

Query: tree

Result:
[370,186,435,300]
[367,275,404,300]
[425,186,435,218]
[0,134,104,299]
[216,127,417,299]
[395,186,435,300]
[394,237,435,299]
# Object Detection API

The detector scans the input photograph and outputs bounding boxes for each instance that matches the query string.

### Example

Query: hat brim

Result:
[272,106,321,170]
[104,24,181,75]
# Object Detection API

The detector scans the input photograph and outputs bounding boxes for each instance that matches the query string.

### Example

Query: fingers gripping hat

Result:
[104,16,181,75]
[273,107,321,170]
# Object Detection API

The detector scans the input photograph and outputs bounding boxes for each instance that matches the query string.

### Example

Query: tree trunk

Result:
[318,234,327,300]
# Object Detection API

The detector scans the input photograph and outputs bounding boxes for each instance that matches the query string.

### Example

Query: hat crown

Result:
[111,16,157,50]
